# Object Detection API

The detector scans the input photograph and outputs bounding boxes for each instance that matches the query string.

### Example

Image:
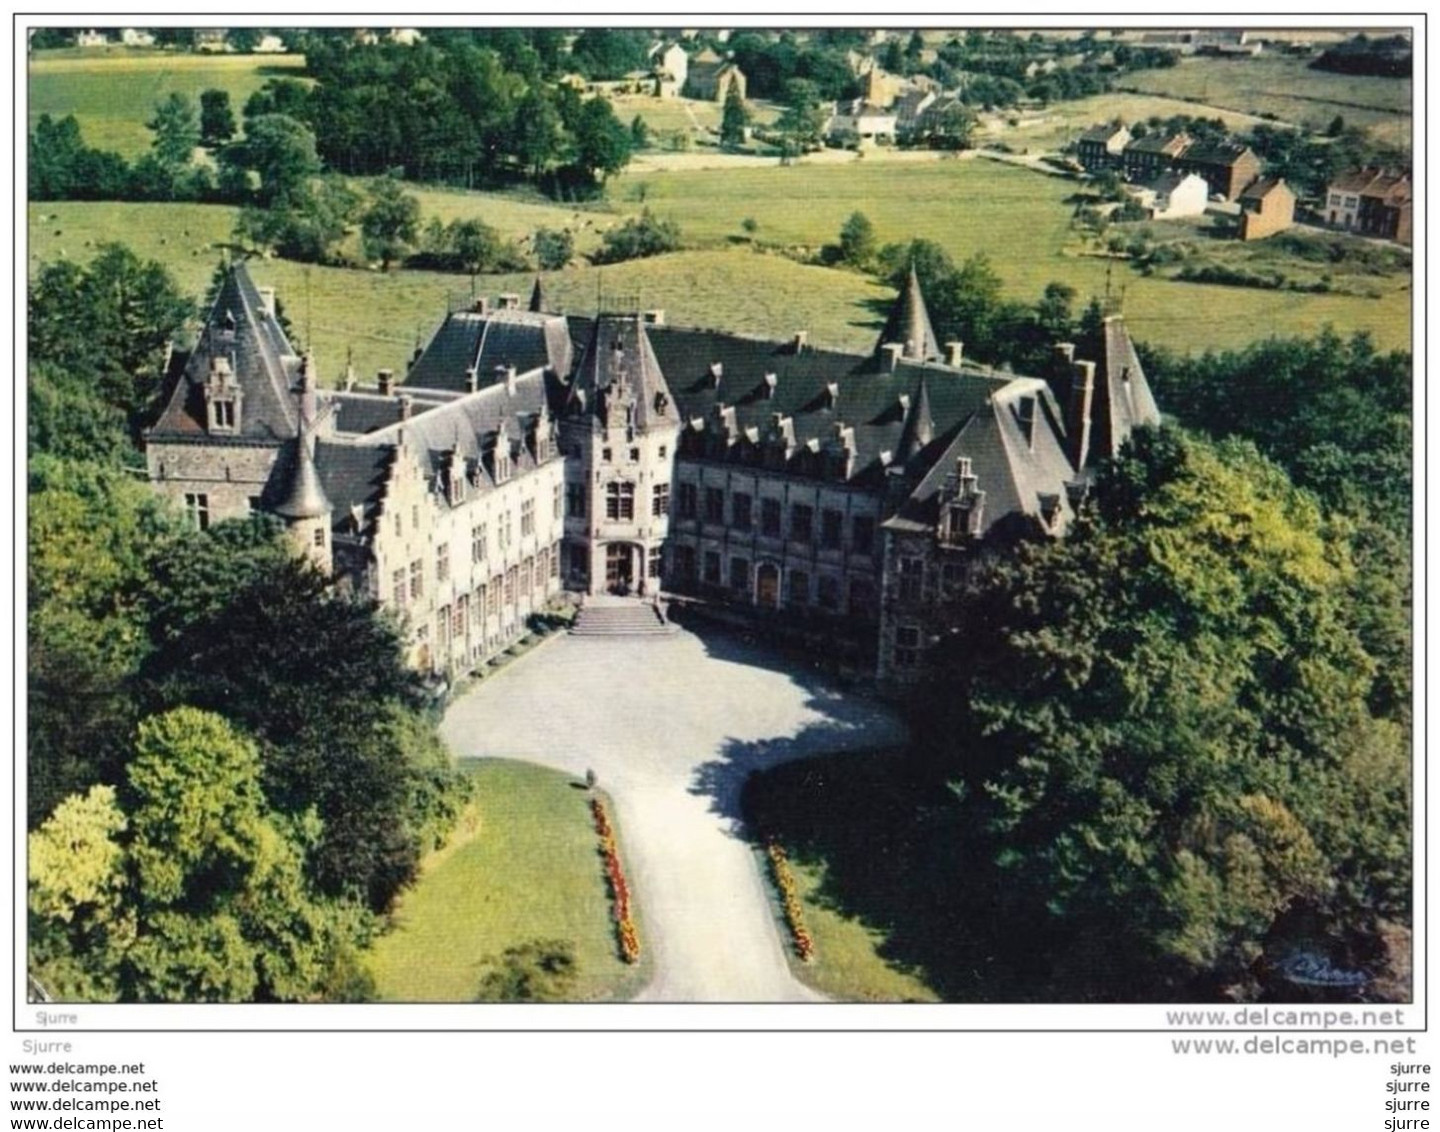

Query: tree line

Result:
[28,246,474,1001]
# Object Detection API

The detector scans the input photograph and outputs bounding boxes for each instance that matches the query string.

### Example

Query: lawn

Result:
[28,51,310,158]
[1121,54,1412,148]
[744,749,950,1002]
[365,758,648,1002]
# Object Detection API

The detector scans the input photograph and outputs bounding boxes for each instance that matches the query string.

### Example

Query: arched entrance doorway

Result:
[604,542,637,594]
[756,562,780,609]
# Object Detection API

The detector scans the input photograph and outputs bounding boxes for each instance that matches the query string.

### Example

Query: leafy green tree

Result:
[532,226,573,270]
[720,85,750,149]
[146,92,200,168]
[564,95,632,192]
[774,79,826,158]
[360,175,421,270]
[510,89,564,179]
[236,176,358,263]
[838,211,877,267]
[224,113,322,205]
[629,114,650,150]
[199,89,237,146]
[475,939,578,1001]
[593,209,682,264]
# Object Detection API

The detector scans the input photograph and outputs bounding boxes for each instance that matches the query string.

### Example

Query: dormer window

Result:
[203,355,242,435]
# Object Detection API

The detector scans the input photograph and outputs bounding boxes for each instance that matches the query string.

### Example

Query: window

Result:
[410,559,425,600]
[606,482,636,521]
[659,445,668,459]
[551,541,561,577]
[648,545,664,583]
[436,544,450,583]
[553,483,563,520]
[602,447,613,463]
[499,512,512,550]
[504,567,517,606]
[488,575,502,616]
[473,586,486,626]
[678,482,698,520]
[184,492,210,531]
[521,557,533,595]
[817,575,839,609]
[472,523,488,564]
[395,513,403,538]
[894,625,922,668]
[789,570,810,606]
[761,498,781,537]
[393,568,408,608]
[248,495,262,514]
[567,482,586,518]
[791,504,813,543]
[412,505,419,531]
[313,528,326,548]
[521,498,535,536]
[730,556,750,593]
[674,544,697,581]
[852,516,874,553]
[653,483,670,518]
[821,509,843,549]
[213,400,235,429]
[848,578,875,617]
[704,487,725,524]
[732,492,752,531]
[899,557,923,603]
[703,551,721,584]
[437,608,450,653]
[629,447,640,462]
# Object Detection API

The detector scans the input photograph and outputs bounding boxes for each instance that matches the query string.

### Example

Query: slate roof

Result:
[1126,132,1191,156]
[1090,315,1161,461]
[568,315,683,432]
[403,307,573,395]
[1182,142,1256,167]
[274,435,331,519]
[1239,177,1292,203]
[313,441,393,531]
[875,267,942,363]
[887,379,1079,536]
[1080,122,1127,144]
[149,262,301,443]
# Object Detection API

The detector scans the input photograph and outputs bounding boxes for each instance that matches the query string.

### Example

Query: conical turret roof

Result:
[529,276,548,313]
[274,432,331,519]
[900,375,936,462]
[876,266,941,364]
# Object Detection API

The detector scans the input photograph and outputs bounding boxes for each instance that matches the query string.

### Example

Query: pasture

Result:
[1122,54,1412,148]
[28,51,309,157]
[365,759,647,1002]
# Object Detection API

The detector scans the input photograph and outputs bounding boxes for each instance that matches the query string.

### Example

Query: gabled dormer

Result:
[204,353,243,435]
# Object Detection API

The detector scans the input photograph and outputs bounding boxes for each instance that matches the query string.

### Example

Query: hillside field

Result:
[28,51,309,157]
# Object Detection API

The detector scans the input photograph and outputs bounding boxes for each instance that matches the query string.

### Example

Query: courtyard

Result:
[439,620,909,1002]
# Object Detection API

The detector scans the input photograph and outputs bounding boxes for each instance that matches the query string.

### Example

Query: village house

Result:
[119,28,156,47]
[1325,168,1412,245]
[1121,131,1192,181]
[1127,171,1209,219]
[1077,121,1131,172]
[827,99,899,146]
[1237,177,1296,240]
[685,50,746,102]
[76,29,110,48]
[148,264,1160,689]
[649,40,688,97]
[1177,141,1262,200]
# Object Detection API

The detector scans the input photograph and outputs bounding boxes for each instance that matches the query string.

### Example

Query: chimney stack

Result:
[946,340,964,368]
[473,296,490,315]
[643,309,665,325]
[506,365,518,396]
[763,372,778,398]
[499,292,520,311]
[377,368,395,397]
[1068,359,1096,471]
[465,366,479,393]
[399,394,414,421]
[792,330,808,355]
[882,342,904,372]
[257,286,277,318]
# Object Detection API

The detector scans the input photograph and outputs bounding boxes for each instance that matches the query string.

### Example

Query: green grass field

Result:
[365,759,647,1003]
[28,51,309,157]
[992,90,1273,154]
[1122,55,1412,147]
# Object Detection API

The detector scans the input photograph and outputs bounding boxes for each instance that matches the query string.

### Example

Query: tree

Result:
[146,92,200,168]
[510,89,565,179]
[475,939,578,1001]
[236,176,358,263]
[199,89,237,147]
[360,175,421,270]
[533,226,573,271]
[774,79,826,159]
[925,101,977,151]
[629,114,650,150]
[567,95,633,190]
[593,209,682,264]
[224,113,322,205]
[838,211,877,268]
[720,85,750,149]
[917,428,1410,998]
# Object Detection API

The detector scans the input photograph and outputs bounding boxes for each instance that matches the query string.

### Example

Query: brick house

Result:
[1326,168,1412,245]
[1237,178,1296,240]
[1177,142,1262,200]
[1121,132,1192,181]
[1077,121,1131,172]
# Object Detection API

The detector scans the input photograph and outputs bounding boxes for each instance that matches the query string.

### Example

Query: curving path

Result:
[439,623,907,1002]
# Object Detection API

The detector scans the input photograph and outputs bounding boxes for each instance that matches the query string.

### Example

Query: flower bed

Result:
[592,797,641,964]
[765,840,815,962]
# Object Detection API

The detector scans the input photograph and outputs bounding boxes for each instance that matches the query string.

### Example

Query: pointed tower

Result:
[529,276,548,313]
[875,265,941,364]
[274,354,333,573]
[900,376,935,463]
[561,314,681,596]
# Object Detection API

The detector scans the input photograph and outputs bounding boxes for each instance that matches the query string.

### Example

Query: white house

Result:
[389,28,424,46]
[827,98,899,146]
[255,33,287,53]
[76,29,110,47]
[120,28,156,47]
[649,41,688,98]
[1130,172,1209,220]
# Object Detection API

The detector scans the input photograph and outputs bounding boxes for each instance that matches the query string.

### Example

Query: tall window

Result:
[703,551,721,584]
[821,509,843,549]
[852,515,874,553]
[678,482,698,520]
[652,483,670,518]
[436,544,450,583]
[504,567,517,606]
[648,546,664,583]
[521,498,535,536]
[184,492,210,531]
[553,483,563,520]
[761,498,781,537]
[393,568,408,608]
[899,557,923,603]
[499,511,512,550]
[791,503,814,543]
[732,492,752,531]
[472,523,487,564]
[567,482,586,518]
[605,482,635,520]
[410,559,425,600]
[704,487,724,524]
[521,557,533,595]
[789,570,810,606]
[894,625,921,668]
[551,541,561,577]
[473,586,486,627]
[730,556,750,593]
[488,575,502,616]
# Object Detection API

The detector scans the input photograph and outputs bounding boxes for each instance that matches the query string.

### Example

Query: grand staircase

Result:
[570,595,675,637]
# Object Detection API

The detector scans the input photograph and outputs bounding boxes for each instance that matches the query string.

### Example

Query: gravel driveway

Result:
[439,625,907,1002]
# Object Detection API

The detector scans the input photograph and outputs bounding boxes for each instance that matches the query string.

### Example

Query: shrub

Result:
[593,209,681,264]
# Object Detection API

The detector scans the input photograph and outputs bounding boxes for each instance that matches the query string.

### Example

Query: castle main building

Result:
[146,265,1159,685]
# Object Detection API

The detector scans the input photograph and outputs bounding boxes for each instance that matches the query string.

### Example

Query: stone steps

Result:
[570,601,674,637]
